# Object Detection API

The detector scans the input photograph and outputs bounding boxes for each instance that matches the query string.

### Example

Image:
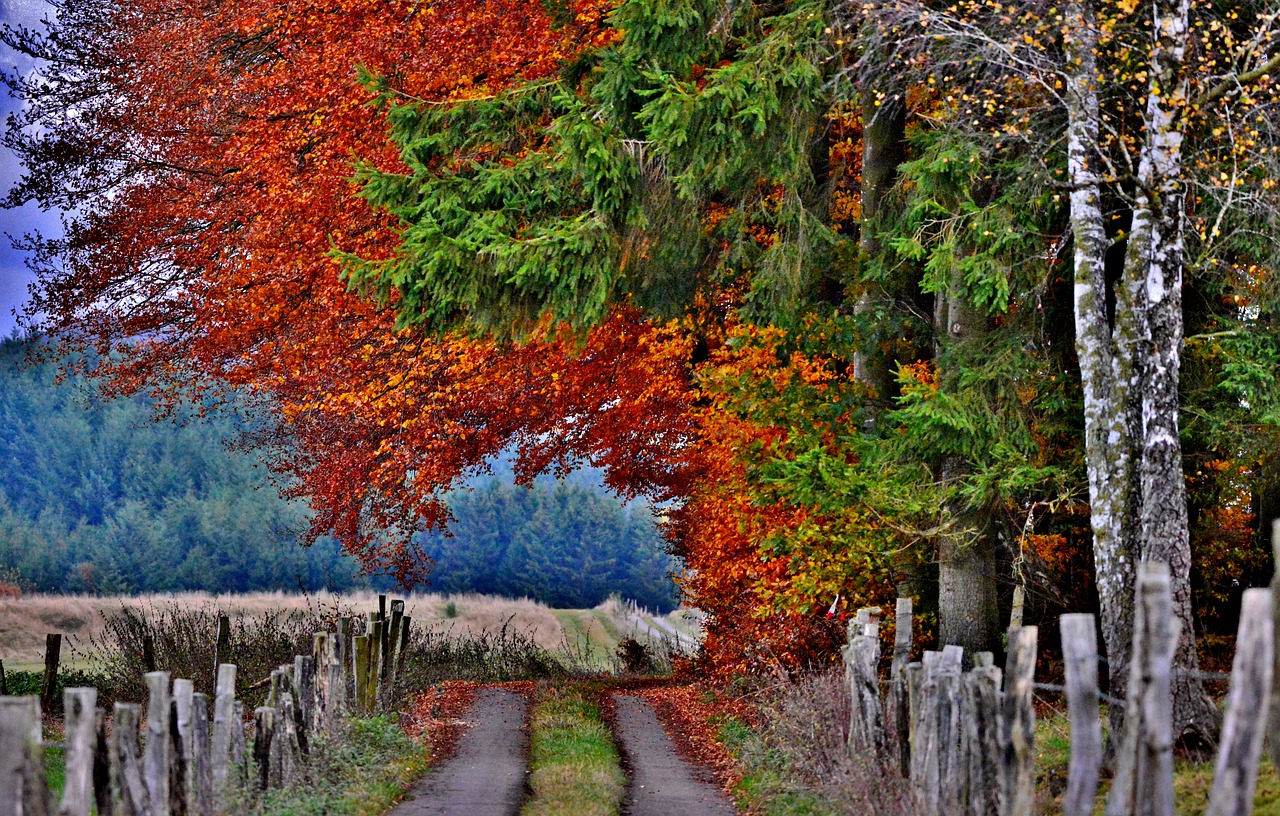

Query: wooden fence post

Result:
[191,693,213,816]
[229,701,246,783]
[311,633,329,735]
[1,658,7,695]
[386,601,405,684]
[936,656,964,816]
[144,671,172,816]
[352,635,369,715]
[395,616,412,686]
[914,651,941,816]
[212,616,230,692]
[0,695,48,816]
[1269,518,1280,771]
[59,688,97,816]
[1205,587,1273,816]
[41,633,61,713]
[252,707,273,791]
[367,618,383,712]
[112,703,148,816]
[211,663,236,794]
[142,636,156,675]
[292,656,313,755]
[1061,613,1102,816]
[174,677,194,814]
[845,619,883,756]
[891,597,913,776]
[1001,626,1037,816]
[965,664,1003,816]
[1106,561,1179,816]
[93,707,111,816]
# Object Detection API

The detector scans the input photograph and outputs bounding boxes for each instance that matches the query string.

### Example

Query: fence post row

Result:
[0,598,415,815]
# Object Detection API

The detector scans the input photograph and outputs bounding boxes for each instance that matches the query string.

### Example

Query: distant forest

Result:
[0,338,679,610]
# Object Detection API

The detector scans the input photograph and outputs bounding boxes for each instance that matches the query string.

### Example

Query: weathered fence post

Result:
[212,616,230,691]
[1001,625,1037,816]
[229,701,246,782]
[367,617,383,712]
[41,633,61,713]
[191,693,213,816]
[914,651,941,816]
[1106,561,1179,816]
[936,653,964,816]
[293,656,313,755]
[964,663,1003,816]
[1206,587,1273,816]
[845,615,883,756]
[174,677,194,814]
[144,672,172,816]
[1,659,7,695]
[142,635,156,675]
[386,601,405,684]
[891,597,913,776]
[352,634,369,715]
[253,706,274,791]
[1061,613,1102,816]
[211,663,236,794]
[312,633,329,734]
[1268,519,1280,770]
[1,695,48,816]
[93,706,111,816]
[112,702,149,816]
[59,688,97,816]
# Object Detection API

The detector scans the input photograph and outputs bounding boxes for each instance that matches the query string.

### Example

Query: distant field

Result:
[0,591,703,671]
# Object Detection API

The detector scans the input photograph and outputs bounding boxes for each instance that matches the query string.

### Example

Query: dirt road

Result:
[386,688,529,816]
[611,694,739,816]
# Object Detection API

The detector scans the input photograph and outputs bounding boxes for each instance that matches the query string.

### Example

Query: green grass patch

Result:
[522,683,626,816]
[232,715,430,816]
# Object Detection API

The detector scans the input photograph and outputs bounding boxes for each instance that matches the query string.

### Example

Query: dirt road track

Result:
[611,694,739,816]
[386,688,529,816]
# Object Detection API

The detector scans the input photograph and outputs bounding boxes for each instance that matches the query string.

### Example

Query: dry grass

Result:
[0,591,702,670]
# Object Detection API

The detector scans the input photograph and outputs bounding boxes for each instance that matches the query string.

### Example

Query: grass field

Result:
[0,591,701,671]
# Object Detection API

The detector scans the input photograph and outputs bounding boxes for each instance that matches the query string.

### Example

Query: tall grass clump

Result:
[727,669,917,816]
[84,598,346,707]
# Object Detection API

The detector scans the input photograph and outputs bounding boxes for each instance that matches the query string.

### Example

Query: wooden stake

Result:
[58,688,97,816]
[1060,613,1102,816]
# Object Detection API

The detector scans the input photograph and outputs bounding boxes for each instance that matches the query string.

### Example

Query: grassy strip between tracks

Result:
[522,683,626,816]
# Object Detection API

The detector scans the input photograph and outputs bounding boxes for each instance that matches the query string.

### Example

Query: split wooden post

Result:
[367,617,383,712]
[212,616,231,690]
[1061,613,1102,816]
[252,707,274,790]
[191,693,213,816]
[964,664,1003,816]
[935,654,964,816]
[312,633,329,734]
[1001,626,1037,816]
[211,663,236,794]
[335,617,351,705]
[92,707,111,816]
[41,633,61,713]
[229,701,247,782]
[386,601,405,684]
[144,671,172,816]
[1205,587,1273,816]
[1106,562,1179,816]
[59,688,97,816]
[0,695,48,816]
[112,703,149,816]
[891,597,913,776]
[174,677,195,814]
[1269,518,1280,769]
[293,656,313,755]
[352,635,369,715]
[914,652,941,815]
[394,616,412,683]
[844,618,883,756]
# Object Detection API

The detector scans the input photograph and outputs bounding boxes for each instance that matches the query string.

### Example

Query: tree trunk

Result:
[1065,0,1219,745]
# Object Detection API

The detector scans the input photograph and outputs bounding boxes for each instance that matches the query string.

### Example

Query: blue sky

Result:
[0,0,61,338]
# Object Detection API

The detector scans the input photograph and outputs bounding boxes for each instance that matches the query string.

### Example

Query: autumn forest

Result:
[4,0,1280,751]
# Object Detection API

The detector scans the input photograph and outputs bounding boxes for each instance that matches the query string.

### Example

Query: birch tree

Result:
[865,0,1280,740]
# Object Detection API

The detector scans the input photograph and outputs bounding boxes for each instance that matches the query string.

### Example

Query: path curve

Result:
[611,694,739,816]
[387,687,529,816]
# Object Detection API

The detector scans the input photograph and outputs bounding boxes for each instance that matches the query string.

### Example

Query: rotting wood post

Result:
[386,601,405,684]
[965,664,1003,816]
[112,703,148,816]
[292,656,312,756]
[144,671,172,816]
[844,620,883,756]
[352,635,369,716]
[1061,613,1102,816]
[395,616,412,683]
[279,694,299,788]
[191,693,212,816]
[252,707,274,791]
[325,632,345,727]
[1001,626,1037,816]
[936,656,964,816]
[335,618,351,707]
[212,616,230,692]
[59,687,97,816]
[312,633,329,734]
[1106,562,1179,816]
[906,661,925,792]
[891,597,913,777]
[167,699,186,816]
[367,617,383,713]
[41,633,62,713]
[1268,519,1280,770]
[211,663,236,795]
[1205,587,1273,816]
[173,678,194,815]
[915,652,941,816]
[229,701,246,785]
[93,707,111,816]
[142,636,156,675]
[0,696,47,816]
